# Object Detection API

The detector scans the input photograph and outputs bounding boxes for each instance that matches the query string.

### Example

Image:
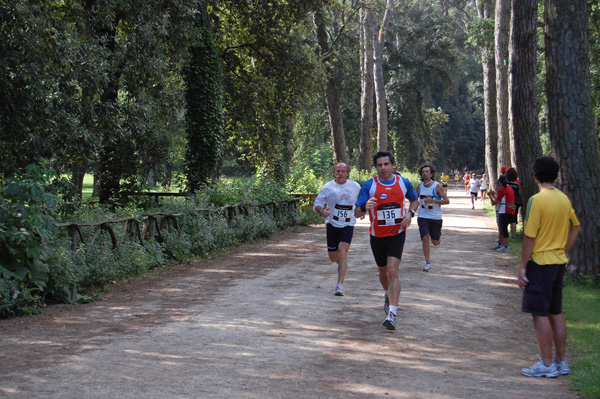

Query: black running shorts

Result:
[326,224,354,252]
[369,232,406,267]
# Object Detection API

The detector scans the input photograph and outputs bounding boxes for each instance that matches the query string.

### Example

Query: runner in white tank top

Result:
[416,164,449,272]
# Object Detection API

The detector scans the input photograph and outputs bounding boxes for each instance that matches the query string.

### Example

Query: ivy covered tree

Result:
[185,1,225,191]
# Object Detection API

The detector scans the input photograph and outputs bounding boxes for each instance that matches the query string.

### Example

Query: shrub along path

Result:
[0,188,579,398]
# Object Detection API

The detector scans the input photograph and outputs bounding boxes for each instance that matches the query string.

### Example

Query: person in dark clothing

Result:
[506,168,521,239]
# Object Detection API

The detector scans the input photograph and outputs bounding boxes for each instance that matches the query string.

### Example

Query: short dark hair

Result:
[373,151,395,166]
[497,174,508,187]
[533,156,559,183]
[505,167,518,182]
[418,164,436,181]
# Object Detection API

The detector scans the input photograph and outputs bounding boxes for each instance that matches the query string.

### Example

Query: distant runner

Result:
[416,164,449,272]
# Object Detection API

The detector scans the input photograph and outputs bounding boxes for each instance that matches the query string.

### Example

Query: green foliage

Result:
[466,17,495,51]
[589,1,600,140]
[45,235,165,304]
[215,0,324,179]
[286,144,334,194]
[192,178,292,207]
[0,163,61,316]
[385,1,481,171]
[1,173,301,317]
[349,168,375,186]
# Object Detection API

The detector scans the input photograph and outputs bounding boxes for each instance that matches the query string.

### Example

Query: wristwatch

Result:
[408,209,415,217]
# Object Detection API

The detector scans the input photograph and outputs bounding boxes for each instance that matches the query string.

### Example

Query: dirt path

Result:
[0,188,580,398]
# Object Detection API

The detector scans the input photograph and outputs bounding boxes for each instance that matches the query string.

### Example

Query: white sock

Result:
[390,305,398,315]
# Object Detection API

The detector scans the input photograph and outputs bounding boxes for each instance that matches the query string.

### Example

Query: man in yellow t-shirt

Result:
[518,157,580,378]
[439,172,450,192]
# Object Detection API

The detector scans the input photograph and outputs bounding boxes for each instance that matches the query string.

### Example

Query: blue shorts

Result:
[417,218,442,241]
[369,233,406,267]
[521,261,565,316]
[326,224,354,252]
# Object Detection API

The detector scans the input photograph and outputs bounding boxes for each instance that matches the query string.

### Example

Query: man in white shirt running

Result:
[416,164,449,272]
[313,163,361,296]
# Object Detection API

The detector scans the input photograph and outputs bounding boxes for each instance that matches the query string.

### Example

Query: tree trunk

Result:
[96,28,122,204]
[313,11,347,164]
[71,159,87,202]
[373,0,393,152]
[545,0,600,275]
[185,1,225,192]
[359,7,375,171]
[494,0,511,169]
[509,0,542,221]
[477,0,498,186]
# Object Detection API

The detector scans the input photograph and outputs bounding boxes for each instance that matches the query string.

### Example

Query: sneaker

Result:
[384,295,390,315]
[496,245,510,253]
[383,312,396,330]
[423,263,431,272]
[492,243,502,250]
[472,206,475,209]
[521,356,559,378]
[554,360,571,375]
[334,283,344,296]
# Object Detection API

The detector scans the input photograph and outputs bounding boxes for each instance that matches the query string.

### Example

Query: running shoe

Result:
[334,283,344,296]
[554,360,571,375]
[492,243,502,250]
[496,245,510,253]
[384,294,389,315]
[521,356,559,378]
[423,263,431,272]
[383,312,396,330]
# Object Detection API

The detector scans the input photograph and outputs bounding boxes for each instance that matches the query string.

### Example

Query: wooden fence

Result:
[291,193,317,210]
[54,198,301,250]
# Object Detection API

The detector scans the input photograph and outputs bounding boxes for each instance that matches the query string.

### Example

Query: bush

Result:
[0,163,60,317]
[1,166,302,317]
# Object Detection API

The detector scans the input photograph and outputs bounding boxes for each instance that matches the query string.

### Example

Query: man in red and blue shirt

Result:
[355,151,418,330]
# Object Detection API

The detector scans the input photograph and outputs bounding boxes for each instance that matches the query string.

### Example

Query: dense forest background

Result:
[0,1,491,186]
[1,0,600,274]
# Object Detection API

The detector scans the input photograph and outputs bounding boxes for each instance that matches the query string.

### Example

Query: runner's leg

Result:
[336,242,350,285]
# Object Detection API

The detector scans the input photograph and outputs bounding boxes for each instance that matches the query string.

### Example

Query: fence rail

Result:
[291,193,317,210]
[54,198,301,250]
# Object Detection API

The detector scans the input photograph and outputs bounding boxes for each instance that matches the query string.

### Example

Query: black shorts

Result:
[470,191,478,199]
[499,213,512,238]
[521,261,566,316]
[369,232,406,267]
[326,224,354,252]
[417,218,442,241]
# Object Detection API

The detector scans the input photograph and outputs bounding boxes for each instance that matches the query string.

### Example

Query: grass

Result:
[563,278,600,398]
[82,173,94,200]
[79,174,257,201]
[503,218,599,398]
